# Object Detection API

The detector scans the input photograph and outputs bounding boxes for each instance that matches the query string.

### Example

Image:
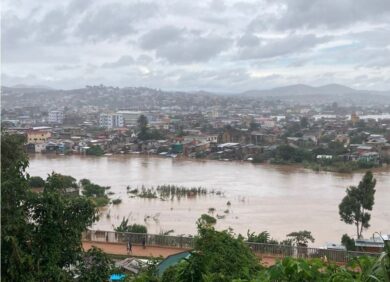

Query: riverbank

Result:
[28,152,390,175]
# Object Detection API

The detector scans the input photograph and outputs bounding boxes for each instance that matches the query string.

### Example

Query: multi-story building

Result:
[99,113,124,128]
[116,111,143,126]
[48,110,64,124]
[27,129,51,144]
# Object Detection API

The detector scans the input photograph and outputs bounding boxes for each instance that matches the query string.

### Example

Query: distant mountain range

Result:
[2,83,390,108]
[240,84,390,97]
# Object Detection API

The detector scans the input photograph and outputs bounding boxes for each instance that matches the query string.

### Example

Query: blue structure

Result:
[109,273,126,281]
[156,251,191,277]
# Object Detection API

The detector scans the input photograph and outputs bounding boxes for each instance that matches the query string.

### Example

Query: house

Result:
[358,152,380,164]
[219,127,250,144]
[355,234,389,253]
[27,129,51,144]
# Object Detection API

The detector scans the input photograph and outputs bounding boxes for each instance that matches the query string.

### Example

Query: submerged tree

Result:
[286,230,315,247]
[339,171,376,239]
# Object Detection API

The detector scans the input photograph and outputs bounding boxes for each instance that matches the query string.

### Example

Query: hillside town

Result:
[3,86,390,172]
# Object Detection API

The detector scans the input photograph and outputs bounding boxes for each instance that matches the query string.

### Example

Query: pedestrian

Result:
[127,239,132,254]
[142,237,146,249]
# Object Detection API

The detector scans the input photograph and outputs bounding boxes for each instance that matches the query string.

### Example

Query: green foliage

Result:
[341,234,356,251]
[197,214,217,227]
[286,230,315,247]
[86,145,104,156]
[131,223,389,282]
[1,133,33,281]
[77,247,113,282]
[28,176,45,188]
[339,171,376,238]
[137,114,165,141]
[176,225,261,282]
[80,178,110,207]
[45,172,79,192]
[80,178,107,197]
[247,230,270,243]
[1,134,98,281]
[274,145,313,163]
[115,217,148,233]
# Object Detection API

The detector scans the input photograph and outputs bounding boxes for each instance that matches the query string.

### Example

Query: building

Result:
[99,114,124,129]
[48,110,64,124]
[116,111,143,126]
[355,234,389,253]
[351,112,359,125]
[27,129,51,144]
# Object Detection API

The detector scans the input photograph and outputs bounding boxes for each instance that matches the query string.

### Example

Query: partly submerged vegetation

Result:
[115,217,148,234]
[127,184,221,200]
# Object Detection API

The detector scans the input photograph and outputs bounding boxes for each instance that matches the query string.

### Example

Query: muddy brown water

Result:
[28,154,390,246]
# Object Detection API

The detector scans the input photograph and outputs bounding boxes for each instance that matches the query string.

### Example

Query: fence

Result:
[83,229,195,249]
[82,230,379,263]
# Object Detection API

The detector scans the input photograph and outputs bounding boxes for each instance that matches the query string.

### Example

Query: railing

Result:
[82,229,195,249]
[82,230,379,263]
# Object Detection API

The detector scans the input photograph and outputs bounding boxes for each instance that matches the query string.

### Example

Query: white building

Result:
[116,111,144,126]
[99,113,124,128]
[48,110,64,124]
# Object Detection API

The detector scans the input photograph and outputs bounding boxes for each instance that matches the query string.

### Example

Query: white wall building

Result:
[48,110,64,124]
[116,111,144,126]
[99,113,124,128]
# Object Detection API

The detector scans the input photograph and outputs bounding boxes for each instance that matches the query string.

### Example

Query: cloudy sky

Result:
[2,0,390,91]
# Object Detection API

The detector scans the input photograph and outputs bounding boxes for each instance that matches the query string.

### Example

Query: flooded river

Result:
[28,154,390,246]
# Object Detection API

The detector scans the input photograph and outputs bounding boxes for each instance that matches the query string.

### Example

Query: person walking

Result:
[142,237,146,249]
[127,239,132,254]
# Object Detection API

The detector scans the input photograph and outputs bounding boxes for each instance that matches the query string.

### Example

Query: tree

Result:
[196,214,217,227]
[77,247,113,282]
[341,234,356,251]
[339,171,376,239]
[137,115,149,140]
[1,133,99,280]
[165,222,261,282]
[300,117,309,128]
[1,133,34,281]
[45,172,78,191]
[28,176,45,188]
[247,230,270,243]
[86,145,104,156]
[286,230,315,247]
[115,217,148,233]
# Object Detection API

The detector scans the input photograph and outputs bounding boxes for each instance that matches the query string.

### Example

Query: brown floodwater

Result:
[28,154,390,246]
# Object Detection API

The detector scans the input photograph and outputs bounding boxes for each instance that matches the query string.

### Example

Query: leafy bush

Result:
[112,199,122,205]
[86,145,104,156]
[115,218,148,233]
[28,176,45,188]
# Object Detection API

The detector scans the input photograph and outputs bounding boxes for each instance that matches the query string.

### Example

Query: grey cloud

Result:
[140,26,232,63]
[274,0,390,30]
[76,2,158,40]
[156,36,231,63]
[140,26,184,49]
[2,0,390,90]
[102,56,135,68]
[237,33,261,47]
[137,55,153,64]
[237,34,330,60]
